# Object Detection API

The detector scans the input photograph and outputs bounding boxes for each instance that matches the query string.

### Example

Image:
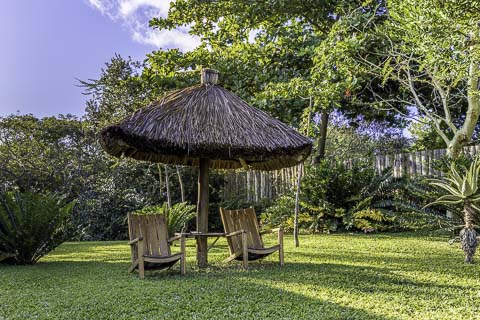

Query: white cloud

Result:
[86,0,200,51]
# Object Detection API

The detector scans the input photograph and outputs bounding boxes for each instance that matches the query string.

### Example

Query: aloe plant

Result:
[428,159,480,263]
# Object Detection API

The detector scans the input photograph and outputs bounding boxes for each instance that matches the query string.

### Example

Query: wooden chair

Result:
[127,213,186,279]
[219,207,284,269]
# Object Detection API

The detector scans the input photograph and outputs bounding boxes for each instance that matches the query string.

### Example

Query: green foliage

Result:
[353,209,391,232]
[146,0,408,168]
[0,114,84,195]
[1,234,479,319]
[373,0,480,156]
[78,56,202,240]
[299,160,374,232]
[261,161,375,233]
[0,191,75,265]
[132,202,196,237]
[80,54,155,131]
[428,159,480,210]
[428,158,480,263]
[260,195,296,231]
[325,114,409,162]
[349,168,448,232]
[408,118,447,152]
[298,161,446,233]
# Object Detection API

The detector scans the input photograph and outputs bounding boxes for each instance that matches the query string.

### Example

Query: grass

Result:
[1,233,479,319]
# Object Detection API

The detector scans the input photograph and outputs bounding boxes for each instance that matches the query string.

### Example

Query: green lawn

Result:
[1,233,479,320]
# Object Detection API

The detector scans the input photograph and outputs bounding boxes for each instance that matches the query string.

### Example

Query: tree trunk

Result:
[446,61,480,158]
[176,165,185,203]
[164,165,172,208]
[460,202,478,264]
[157,163,164,202]
[313,109,329,164]
[294,163,303,247]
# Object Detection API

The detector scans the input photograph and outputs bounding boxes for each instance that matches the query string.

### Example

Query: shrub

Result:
[300,160,374,232]
[353,209,391,232]
[260,195,295,231]
[133,202,196,236]
[273,160,448,234]
[348,169,447,232]
[0,191,76,265]
[261,195,346,233]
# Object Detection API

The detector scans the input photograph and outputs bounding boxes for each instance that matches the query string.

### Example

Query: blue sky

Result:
[0,0,198,118]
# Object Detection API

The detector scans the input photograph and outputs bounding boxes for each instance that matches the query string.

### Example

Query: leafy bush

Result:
[267,160,448,234]
[0,191,76,265]
[353,209,392,232]
[260,195,295,231]
[261,195,346,233]
[300,160,375,232]
[133,202,196,236]
[348,168,447,232]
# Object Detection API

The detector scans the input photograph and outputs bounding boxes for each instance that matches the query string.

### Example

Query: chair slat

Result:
[245,208,263,248]
[140,216,150,255]
[220,208,240,254]
[156,215,171,256]
[220,208,265,255]
[128,214,138,263]
[128,213,184,277]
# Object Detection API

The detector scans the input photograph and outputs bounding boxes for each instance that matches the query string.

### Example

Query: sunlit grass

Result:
[1,233,479,319]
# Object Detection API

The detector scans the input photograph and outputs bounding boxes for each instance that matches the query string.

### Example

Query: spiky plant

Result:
[0,191,76,265]
[428,159,480,263]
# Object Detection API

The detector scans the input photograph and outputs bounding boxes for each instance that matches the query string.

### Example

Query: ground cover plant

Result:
[1,233,479,320]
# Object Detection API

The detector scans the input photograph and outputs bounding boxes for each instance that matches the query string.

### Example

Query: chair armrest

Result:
[128,236,143,246]
[225,230,245,237]
[260,228,281,235]
[168,234,184,243]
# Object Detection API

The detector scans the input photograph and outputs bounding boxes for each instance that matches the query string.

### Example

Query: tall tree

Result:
[0,114,84,196]
[79,54,155,131]
[149,0,406,160]
[354,0,480,157]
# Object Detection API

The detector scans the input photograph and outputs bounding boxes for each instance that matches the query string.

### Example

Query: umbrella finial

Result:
[201,68,219,85]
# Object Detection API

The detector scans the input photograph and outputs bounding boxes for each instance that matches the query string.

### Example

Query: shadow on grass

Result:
[0,261,395,319]
[235,261,477,309]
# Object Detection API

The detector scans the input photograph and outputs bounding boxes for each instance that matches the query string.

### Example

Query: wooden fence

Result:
[222,166,301,202]
[221,145,480,202]
[370,145,480,178]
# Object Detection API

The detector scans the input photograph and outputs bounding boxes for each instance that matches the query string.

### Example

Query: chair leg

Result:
[278,228,284,267]
[138,240,145,279]
[180,236,186,275]
[242,231,248,269]
[138,256,145,279]
[128,261,138,273]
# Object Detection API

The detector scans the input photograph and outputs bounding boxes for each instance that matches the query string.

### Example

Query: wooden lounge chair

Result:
[219,207,284,269]
[127,213,186,279]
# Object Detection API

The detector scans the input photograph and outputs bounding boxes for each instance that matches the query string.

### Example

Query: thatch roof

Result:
[100,69,312,171]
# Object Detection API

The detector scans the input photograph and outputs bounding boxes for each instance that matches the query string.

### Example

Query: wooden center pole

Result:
[197,158,210,268]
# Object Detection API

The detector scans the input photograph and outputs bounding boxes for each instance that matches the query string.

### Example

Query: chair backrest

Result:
[219,207,264,255]
[128,214,171,260]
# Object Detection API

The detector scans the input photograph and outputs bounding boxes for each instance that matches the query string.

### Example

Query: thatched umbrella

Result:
[100,69,312,267]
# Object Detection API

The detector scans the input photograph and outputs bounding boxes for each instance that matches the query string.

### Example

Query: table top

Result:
[178,231,226,237]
